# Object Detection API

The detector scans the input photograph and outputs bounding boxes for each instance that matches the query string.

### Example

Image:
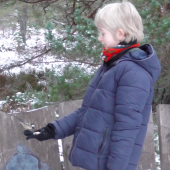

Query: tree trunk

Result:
[18,4,28,47]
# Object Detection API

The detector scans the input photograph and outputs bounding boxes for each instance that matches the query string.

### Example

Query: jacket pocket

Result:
[98,127,108,169]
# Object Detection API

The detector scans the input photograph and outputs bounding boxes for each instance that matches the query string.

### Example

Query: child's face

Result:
[98,28,120,49]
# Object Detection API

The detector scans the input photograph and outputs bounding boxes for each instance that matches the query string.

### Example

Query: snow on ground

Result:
[0,28,51,73]
[0,28,96,75]
[0,28,55,72]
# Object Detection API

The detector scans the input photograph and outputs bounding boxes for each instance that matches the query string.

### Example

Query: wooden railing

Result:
[0,101,169,170]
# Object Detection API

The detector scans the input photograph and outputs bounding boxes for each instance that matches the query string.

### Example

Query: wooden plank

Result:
[0,105,62,170]
[58,100,84,170]
[157,104,170,170]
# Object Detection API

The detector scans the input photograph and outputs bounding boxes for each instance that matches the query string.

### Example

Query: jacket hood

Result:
[116,44,161,83]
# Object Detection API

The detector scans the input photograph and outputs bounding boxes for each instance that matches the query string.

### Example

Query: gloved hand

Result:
[24,123,56,141]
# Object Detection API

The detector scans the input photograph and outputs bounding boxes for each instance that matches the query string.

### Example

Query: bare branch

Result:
[0,0,16,4]
[1,49,51,72]
[18,0,58,4]
[33,59,101,66]
[88,0,106,18]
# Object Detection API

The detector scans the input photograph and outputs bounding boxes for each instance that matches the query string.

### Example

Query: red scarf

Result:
[102,43,140,62]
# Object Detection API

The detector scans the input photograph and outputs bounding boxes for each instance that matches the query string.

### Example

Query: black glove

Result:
[24,123,56,141]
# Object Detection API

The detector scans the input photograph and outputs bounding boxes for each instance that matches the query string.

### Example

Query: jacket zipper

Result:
[98,127,108,170]
[70,68,104,162]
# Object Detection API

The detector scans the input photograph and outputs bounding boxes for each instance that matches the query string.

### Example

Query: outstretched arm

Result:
[24,107,83,141]
[51,107,82,139]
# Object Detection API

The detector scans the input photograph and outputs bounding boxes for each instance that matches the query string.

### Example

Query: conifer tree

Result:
[0,0,169,107]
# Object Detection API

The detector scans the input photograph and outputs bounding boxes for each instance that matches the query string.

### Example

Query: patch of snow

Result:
[25,106,48,112]
[0,101,6,105]
[58,139,64,162]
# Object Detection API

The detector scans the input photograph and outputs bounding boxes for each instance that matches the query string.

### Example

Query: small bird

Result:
[8,114,35,130]
[19,122,35,130]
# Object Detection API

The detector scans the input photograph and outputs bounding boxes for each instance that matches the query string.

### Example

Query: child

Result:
[24,1,161,170]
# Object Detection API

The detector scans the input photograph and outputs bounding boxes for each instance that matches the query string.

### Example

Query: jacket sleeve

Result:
[51,107,82,139]
[107,68,151,170]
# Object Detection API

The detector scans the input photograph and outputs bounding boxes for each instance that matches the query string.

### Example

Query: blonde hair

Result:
[94,1,144,43]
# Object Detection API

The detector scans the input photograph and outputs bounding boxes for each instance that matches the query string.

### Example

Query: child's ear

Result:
[117,29,125,41]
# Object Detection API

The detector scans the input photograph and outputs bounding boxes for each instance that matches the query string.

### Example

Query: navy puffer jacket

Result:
[52,44,161,170]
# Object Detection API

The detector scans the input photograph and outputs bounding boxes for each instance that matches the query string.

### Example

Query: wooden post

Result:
[137,110,156,170]
[0,105,62,170]
[58,100,84,170]
[157,104,170,170]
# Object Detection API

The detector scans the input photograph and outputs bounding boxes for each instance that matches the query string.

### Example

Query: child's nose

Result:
[98,35,102,42]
